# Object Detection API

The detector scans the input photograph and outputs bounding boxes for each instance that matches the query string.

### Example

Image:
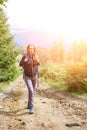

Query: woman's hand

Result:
[24,58,28,62]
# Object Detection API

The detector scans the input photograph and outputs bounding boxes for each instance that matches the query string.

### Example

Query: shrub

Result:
[65,63,87,92]
[39,62,67,90]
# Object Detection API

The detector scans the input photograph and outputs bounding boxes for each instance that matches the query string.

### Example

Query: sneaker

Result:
[29,106,34,114]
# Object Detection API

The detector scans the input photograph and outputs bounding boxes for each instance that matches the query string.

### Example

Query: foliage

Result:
[0,0,7,6]
[39,62,67,90]
[65,63,87,92]
[0,8,18,82]
[39,61,87,93]
[67,41,87,63]
[17,46,26,55]
[37,47,51,64]
[50,38,65,63]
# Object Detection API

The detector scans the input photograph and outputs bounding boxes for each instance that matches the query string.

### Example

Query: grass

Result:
[40,77,87,100]
[71,92,87,100]
[39,62,87,100]
[0,82,9,92]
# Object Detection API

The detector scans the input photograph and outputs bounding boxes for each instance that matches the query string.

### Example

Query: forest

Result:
[0,0,87,99]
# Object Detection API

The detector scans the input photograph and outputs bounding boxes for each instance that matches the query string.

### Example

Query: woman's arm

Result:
[19,55,26,67]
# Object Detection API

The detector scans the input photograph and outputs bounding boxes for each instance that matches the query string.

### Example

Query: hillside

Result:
[12,29,58,48]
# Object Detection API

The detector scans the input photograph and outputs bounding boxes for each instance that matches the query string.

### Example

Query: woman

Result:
[19,44,40,114]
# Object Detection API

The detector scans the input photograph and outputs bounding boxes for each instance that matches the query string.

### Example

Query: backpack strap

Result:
[25,53,32,64]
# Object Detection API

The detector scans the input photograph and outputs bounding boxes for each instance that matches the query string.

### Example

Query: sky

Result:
[5,0,87,43]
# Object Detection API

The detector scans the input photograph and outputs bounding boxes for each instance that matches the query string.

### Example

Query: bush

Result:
[39,62,67,90]
[65,63,87,92]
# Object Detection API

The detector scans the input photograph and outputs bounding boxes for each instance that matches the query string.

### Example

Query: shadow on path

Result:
[0,107,29,116]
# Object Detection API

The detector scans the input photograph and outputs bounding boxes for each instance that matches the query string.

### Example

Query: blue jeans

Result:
[23,74,38,107]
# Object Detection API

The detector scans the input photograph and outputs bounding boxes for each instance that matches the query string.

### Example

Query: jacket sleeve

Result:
[19,55,25,67]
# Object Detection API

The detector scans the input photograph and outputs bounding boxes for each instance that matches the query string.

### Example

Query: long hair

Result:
[27,44,39,58]
[27,44,40,66]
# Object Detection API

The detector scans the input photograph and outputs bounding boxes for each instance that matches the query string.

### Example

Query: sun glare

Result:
[6,0,87,47]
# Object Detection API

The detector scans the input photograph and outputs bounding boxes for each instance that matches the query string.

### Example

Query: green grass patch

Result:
[0,82,9,92]
[45,78,67,91]
[70,92,87,100]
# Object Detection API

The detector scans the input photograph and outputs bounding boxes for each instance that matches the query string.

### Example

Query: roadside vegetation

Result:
[37,40,87,100]
[0,0,20,91]
[39,61,87,100]
[0,0,87,101]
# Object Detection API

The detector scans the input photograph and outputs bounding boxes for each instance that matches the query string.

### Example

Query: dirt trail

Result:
[0,76,87,130]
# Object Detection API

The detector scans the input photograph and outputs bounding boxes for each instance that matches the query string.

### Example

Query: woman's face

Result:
[27,45,35,55]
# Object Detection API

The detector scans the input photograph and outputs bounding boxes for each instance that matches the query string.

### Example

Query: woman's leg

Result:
[24,76,34,108]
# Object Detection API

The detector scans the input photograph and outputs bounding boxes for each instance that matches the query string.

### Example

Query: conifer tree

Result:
[0,0,7,5]
[0,1,18,82]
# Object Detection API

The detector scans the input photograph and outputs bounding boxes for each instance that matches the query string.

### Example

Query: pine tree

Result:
[0,0,7,5]
[0,2,18,82]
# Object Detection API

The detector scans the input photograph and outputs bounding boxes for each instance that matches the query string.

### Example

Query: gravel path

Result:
[0,76,87,130]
